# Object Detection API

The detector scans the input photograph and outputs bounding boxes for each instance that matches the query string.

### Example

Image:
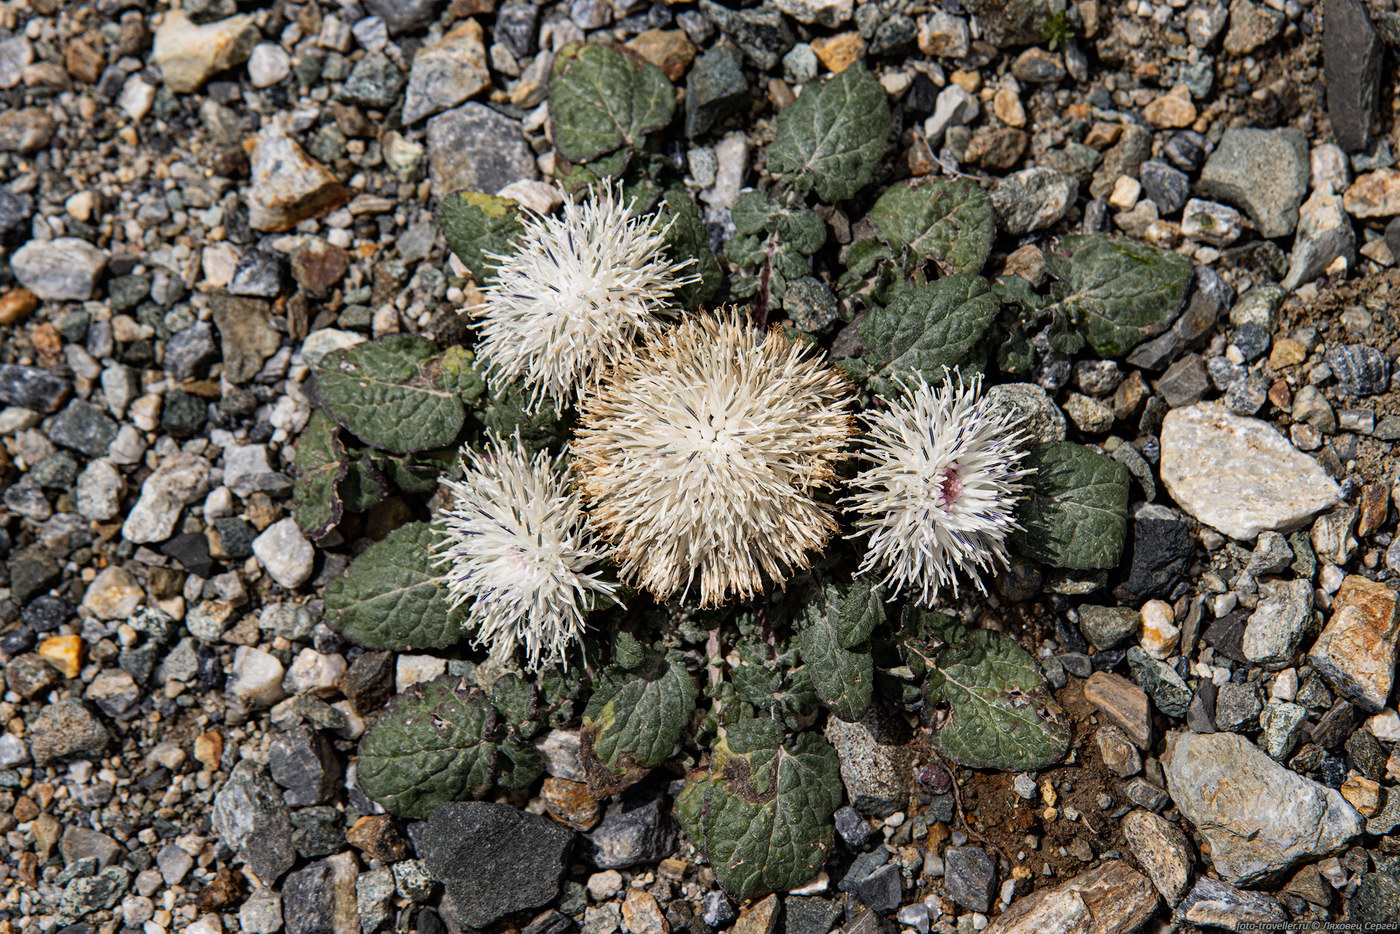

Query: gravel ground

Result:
[3,0,1400,932]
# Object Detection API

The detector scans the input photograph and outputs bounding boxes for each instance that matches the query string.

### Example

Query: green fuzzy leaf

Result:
[1012,442,1130,570]
[836,239,899,307]
[769,63,891,202]
[732,190,776,235]
[660,186,722,310]
[1045,234,1192,358]
[292,410,347,540]
[325,521,468,650]
[868,179,995,275]
[477,382,565,453]
[860,273,998,393]
[439,345,488,403]
[311,336,466,455]
[357,675,543,818]
[797,621,872,723]
[340,454,388,512]
[378,447,459,496]
[925,629,1072,771]
[677,721,843,900]
[580,643,697,796]
[550,43,676,164]
[438,190,523,284]
[491,673,541,739]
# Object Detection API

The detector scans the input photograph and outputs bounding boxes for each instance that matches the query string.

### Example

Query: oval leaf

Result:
[580,643,697,796]
[292,410,347,540]
[677,722,844,901]
[357,675,542,818]
[768,62,891,202]
[325,521,468,650]
[438,190,523,284]
[550,43,676,164]
[926,629,1071,771]
[868,179,995,275]
[1046,234,1193,358]
[860,273,998,393]
[310,335,466,454]
[1011,442,1130,570]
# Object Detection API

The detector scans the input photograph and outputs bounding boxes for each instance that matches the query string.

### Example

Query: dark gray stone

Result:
[833,805,871,850]
[0,185,33,242]
[494,1,540,58]
[339,51,405,110]
[1214,682,1262,732]
[228,250,286,298]
[363,0,439,34]
[1347,871,1400,925]
[419,802,573,929]
[944,846,996,913]
[10,545,60,604]
[48,400,118,458]
[701,891,735,928]
[1325,0,1383,152]
[290,805,344,859]
[1127,648,1192,718]
[1157,354,1209,407]
[1140,159,1190,214]
[686,44,748,139]
[163,321,218,381]
[1116,506,1194,603]
[427,102,537,198]
[1198,127,1309,237]
[107,273,151,311]
[699,0,793,70]
[0,363,69,413]
[212,760,297,884]
[1164,130,1209,172]
[1232,322,1271,362]
[581,792,676,869]
[29,698,111,765]
[783,897,842,934]
[1326,343,1390,396]
[282,854,355,934]
[269,725,341,806]
[855,862,902,912]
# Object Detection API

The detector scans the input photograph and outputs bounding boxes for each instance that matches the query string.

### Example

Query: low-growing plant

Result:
[292,42,1187,900]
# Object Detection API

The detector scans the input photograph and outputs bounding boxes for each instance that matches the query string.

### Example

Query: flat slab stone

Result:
[985,861,1158,934]
[1198,127,1309,237]
[1163,731,1363,885]
[1160,403,1340,541]
[1308,574,1400,713]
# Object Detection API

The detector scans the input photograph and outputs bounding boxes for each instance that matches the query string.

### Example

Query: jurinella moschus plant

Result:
[846,371,1030,606]
[312,46,1156,904]
[572,311,856,607]
[470,182,699,411]
[435,433,620,673]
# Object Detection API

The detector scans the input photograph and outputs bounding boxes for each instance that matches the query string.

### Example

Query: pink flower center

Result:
[937,464,962,508]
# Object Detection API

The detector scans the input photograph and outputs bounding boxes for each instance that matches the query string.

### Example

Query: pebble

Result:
[1179,877,1287,929]
[1163,730,1363,885]
[82,566,144,620]
[253,518,315,590]
[825,706,915,817]
[1325,343,1390,397]
[427,102,538,198]
[153,11,259,93]
[1139,599,1179,660]
[582,793,678,869]
[230,646,289,710]
[771,0,852,27]
[247,126,348,233]
[1084,671,1152,749]
[1143,84,1197,129]
[944,846,995,913]
[1078,605,1140,651]
[419,802,574,928]
[29,697,111,764]
[1121,809,1193,904]
[11,237,107,301]
[1308,574,1400,713]
[403,19,491,124]
[1159,403,1342,540]
[989,167,1075,234]
[282,852,358,934]
[1181,197,1245,246]
[0,363,69,412]
[1241,578,1313,669]
[685,45,748,139]
[123,452,211,545]
[247,43,291,88]
[1343,167,1400,217]
[1282,184,1354,290]
[984,862,1157,934]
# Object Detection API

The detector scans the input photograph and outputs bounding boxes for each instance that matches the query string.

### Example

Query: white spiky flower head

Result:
[435,434,620,672]
[846,371,1030,606]
[471,183,698,410]
[572,312,855,607]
